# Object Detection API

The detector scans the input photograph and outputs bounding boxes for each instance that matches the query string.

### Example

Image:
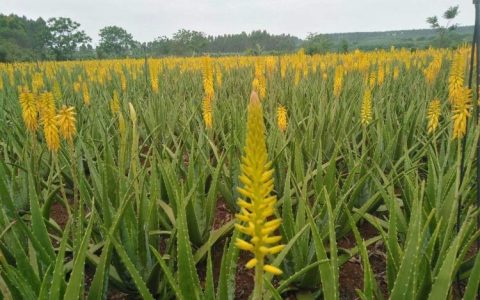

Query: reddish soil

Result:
[49,198,391,299]
[212,199,234,230]
[56,199,480,300]
[198,199,254,300]
[338,221,388,300]
[49,202,69,229]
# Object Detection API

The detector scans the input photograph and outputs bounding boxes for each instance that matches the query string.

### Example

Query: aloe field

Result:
[0,47,480,299]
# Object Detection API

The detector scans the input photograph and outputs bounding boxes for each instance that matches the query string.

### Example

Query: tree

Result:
[303,33,333,54]
[172,29,208,55]
[147,36,174,56]
[97,26,136,58]
[47,17,91,60]
[339,39,349,53]
[426,5,460,47]
[0,14,51,61]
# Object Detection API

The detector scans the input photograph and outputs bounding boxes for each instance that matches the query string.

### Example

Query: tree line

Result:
[0,14,302,62]
[0,9,472,62]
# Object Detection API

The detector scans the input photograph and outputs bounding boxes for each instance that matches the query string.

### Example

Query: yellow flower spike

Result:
[449,51,466,104]
[333,66,344,98]
[202,57,214,129]
[19,89,38,133]
[452,88,472,139]
[277,105,288,133]
[202,97,213,129]
[360,88,373,125]
[424,56,442,86]
[427,99,441,134]
[111,90,120,114]
[38,92,59,152]
[82,83,90,106]
[252,61,266,99]
[235,91,284,299]
[57,106,77,143]
[43,112,60,153]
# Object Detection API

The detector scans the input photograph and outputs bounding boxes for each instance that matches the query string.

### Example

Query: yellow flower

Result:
[449,52,466,104]
[202,57,215,128]
[39,92,55,119]
[427,99,441,134]
[277,105,288,132]
[235,91,284,276]
[39,92,59,152]
[57,105,76,142]
[377,65,385,86]
[151,75,159,93]
[452,88,472,139]
[360,88,372,125]
[111,90,120,114]
[424,56,442,86]
[280,58,287,79]
[19,89,38,132]
[202,97,213,129]
[253,60,266,99]
[53,81,62,103]
[333,66,344,98]
[43,116,60,152]
[82,83,90,106]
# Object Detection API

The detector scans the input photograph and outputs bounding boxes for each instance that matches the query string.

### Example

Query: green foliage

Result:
[426,5,461,48]
[0,14,50,62]
[0,46,479,299]
[97,26,137,58]
[0,11,474,62]
[303,33,334,54]
[47,17,92,60]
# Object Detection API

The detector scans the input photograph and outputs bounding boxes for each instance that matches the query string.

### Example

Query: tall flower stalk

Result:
[235,91,284,300]
[360,87,373,126]
[202,57,214,129]
[427,99,441,134]
[277,105,288,133]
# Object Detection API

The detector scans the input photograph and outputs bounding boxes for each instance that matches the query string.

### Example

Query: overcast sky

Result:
[2,0,475,44]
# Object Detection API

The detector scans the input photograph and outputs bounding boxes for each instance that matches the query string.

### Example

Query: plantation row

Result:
[0,47,479,299]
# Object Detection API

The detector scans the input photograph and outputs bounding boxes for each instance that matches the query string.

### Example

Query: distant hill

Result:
[321,26,474,51]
